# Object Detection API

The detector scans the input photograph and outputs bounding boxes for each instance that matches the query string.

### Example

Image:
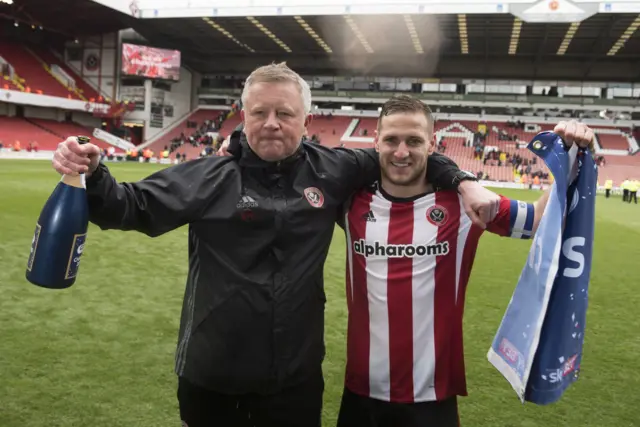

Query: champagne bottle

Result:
[26,136,91,289]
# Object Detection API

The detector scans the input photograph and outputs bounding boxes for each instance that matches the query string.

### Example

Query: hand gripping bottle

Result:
[26,136,91,289]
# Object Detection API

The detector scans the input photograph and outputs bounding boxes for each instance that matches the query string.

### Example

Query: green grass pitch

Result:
[1,159,639,427]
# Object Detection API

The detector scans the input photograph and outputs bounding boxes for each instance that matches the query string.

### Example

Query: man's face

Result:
[241,81,311,162]
[375,112,434,187]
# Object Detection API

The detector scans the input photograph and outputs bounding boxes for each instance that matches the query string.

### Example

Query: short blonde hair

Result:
[241,62,312,114]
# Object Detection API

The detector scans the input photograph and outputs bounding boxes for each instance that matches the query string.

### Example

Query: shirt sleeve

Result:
[486,195,535,239]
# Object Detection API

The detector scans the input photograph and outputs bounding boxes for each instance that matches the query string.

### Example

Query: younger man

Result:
[337,95,594,426]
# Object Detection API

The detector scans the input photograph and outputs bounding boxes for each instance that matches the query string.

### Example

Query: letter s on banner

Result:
[562,237,586,278]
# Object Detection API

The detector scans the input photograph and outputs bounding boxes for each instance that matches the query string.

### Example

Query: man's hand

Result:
[553,120,595,151]
[458,181,500,230]
[52,137,101,177]
[216,136,232,157]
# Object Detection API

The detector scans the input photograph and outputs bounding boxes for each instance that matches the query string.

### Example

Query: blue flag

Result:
[487,131,597,405]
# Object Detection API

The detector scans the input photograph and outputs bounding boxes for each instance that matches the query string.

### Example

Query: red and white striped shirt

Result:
[343,185,535,404]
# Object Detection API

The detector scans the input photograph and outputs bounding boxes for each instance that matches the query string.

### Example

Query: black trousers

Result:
[336,387,460,427]
[178,372,324,427]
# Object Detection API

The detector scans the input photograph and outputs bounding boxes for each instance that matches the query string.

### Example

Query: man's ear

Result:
[304,113,313,128]
[427,133,436,155]
[240,109,245,123]
[374,129,380,152]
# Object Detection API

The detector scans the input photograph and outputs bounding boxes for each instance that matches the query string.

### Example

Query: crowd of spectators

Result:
[0,140,39,152]
[170,111,228,155]
[463,122,555,183]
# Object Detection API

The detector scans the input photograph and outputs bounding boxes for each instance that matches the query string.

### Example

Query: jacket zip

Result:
[270,168,288,392]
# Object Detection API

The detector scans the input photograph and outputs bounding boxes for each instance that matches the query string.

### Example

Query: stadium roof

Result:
[2,0,639,82]
[0,0,133,38]
[130,13,640,82]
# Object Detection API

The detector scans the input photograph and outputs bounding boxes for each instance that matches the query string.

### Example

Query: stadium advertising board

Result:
[121,43,181,81]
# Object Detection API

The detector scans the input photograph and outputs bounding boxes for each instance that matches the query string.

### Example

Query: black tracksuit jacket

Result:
[84,130,462,395]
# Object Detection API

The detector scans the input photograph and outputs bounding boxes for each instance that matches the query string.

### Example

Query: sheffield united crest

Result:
[426,205,448,226]
[304,187,324,208]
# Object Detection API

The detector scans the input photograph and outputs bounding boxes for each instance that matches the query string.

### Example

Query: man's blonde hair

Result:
[378,95,434,133]
[241,62,312,114]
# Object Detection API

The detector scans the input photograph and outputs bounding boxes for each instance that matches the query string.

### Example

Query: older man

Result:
[52,62,497,427]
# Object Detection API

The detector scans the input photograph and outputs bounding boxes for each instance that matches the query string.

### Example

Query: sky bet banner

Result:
[487,131,597,405]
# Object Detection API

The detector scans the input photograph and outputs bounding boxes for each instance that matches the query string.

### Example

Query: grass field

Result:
[1,159,639,427]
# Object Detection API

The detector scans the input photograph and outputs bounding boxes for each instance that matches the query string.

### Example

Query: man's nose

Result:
[264,112,280,129]
[393,142,410,158]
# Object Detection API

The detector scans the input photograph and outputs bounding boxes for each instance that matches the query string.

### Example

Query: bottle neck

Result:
[61,174,86,189]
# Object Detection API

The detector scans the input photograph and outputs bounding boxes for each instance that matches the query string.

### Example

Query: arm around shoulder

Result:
[426,152,463,191]
[329,148,464,193]
[327,146,381,195]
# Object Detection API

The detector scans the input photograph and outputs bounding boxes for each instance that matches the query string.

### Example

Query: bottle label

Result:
[26,223,42,272]
[65,233,87,280]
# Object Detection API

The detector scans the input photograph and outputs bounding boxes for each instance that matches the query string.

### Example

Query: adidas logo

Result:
[362,210,376,222]
[237,195,258,209]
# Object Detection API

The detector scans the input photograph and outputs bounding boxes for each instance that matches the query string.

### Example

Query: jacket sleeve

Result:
[426,151,463,191]
[85,158,227,237]
[333,147,462,192]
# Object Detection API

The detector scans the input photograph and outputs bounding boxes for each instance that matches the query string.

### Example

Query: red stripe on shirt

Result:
[451,223,485,396]
[433,191,461,399]
[345,192,373,396]
[387,200,416,402]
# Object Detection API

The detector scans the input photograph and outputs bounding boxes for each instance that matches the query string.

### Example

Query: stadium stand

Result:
[28,46,103,102]
[147,110,223,152]
[0,115,122,152]
[351,116,376,137]
[0,116,59,150]
[3,92,637,187]
[305,114,639,186]
[305,114,352,147]
[604,155,638,166]
[142,109,239,159]
[0,41,78,99]
[595,129,632,151]
[2,74,21,91]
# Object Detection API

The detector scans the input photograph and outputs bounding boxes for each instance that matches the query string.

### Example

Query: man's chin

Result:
[388,178,416,186]
[258,151,284,162]
[384,172,422,187]
[251,142,286,161]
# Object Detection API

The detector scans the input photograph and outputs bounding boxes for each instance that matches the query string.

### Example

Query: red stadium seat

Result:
[0,42,81,99]
[29,45,104,101]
